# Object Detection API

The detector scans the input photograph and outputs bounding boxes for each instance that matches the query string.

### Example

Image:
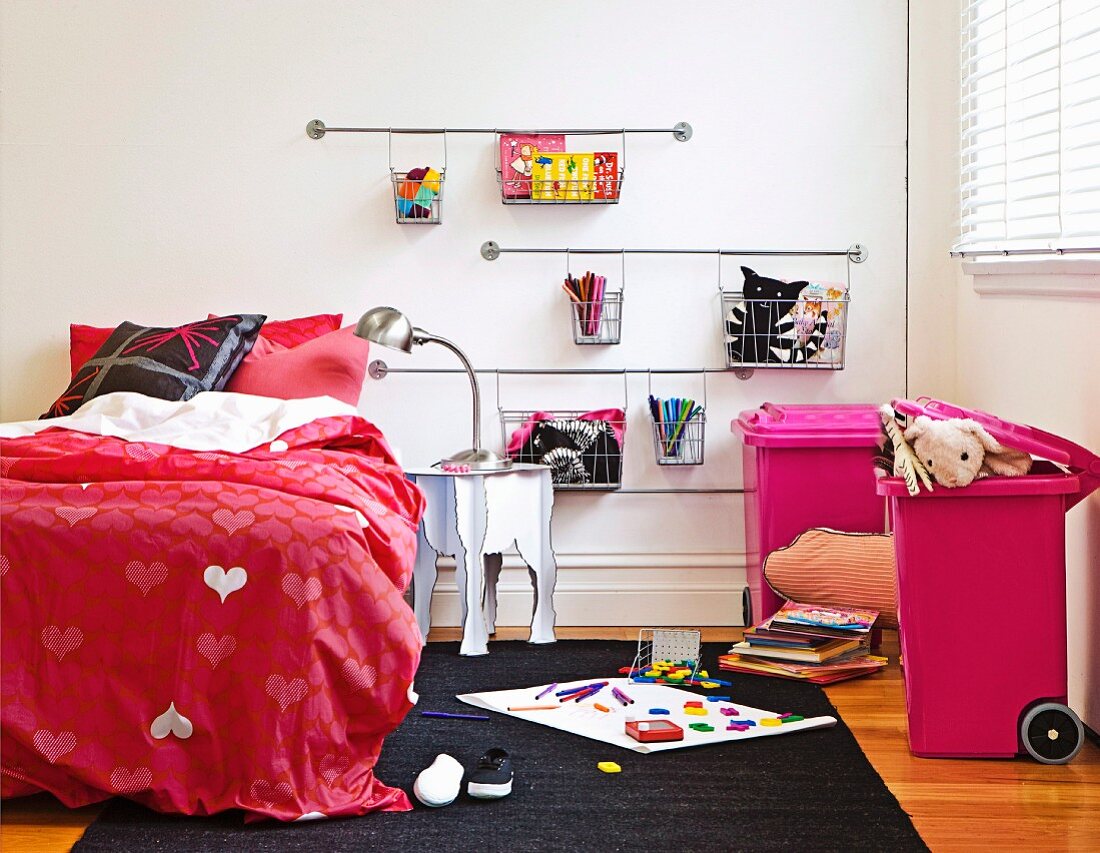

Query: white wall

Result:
[0,1,908,625]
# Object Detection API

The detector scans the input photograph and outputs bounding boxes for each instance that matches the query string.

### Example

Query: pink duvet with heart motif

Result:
[0,413,425,820]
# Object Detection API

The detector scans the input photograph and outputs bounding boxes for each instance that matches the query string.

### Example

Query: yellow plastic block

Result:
[683,707,707,716]
[760,718,782,727]
[597,761,622,774]
[699,681,719,689]
[698,671,709,678]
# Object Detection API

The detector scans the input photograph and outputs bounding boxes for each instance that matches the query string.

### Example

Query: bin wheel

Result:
[1020,702,1084,765]
[742,587,752,627]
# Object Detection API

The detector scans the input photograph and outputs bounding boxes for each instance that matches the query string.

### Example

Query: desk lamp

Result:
[355,307,512,471]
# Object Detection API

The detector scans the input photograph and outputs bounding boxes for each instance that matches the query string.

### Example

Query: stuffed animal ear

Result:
[960,419,1005,454]
[741,266,757,281]
[903,415,931,442]
[983,448,1033,477]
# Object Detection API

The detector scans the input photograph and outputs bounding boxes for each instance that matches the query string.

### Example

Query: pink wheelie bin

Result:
[733,403,887,625]
[878,398,1100,763]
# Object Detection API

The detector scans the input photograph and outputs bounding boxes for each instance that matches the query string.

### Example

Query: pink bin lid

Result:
[891,397,1100,509]
[733,402,884,448]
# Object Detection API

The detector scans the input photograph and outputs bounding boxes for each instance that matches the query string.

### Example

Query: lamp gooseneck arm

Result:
[415,331,481,451]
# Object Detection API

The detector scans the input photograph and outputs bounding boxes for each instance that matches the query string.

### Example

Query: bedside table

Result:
[406,463,558,656]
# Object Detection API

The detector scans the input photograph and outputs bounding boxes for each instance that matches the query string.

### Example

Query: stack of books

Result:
[719,600,887,685]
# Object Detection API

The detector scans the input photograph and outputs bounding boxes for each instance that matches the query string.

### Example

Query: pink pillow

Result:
[222,325,369,406]
[69,313,343,378]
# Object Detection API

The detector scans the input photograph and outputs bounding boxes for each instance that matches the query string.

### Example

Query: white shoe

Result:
[413,753,464,807]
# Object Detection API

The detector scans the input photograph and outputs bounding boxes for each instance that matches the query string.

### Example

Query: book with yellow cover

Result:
[531,153,595,201]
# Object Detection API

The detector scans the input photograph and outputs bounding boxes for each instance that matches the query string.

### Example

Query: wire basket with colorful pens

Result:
[649,395,706,466]
[562,262,623,345]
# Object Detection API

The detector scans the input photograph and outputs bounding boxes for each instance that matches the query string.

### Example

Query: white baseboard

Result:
[422,552,748,628]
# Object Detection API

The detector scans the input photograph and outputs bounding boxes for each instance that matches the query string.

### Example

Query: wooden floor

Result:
[3,627,1098,852]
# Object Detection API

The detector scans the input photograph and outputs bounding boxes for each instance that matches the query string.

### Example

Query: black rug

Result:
[73,641,927,852]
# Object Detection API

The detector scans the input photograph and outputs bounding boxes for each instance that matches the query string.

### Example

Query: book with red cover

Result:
[593,152,619,199]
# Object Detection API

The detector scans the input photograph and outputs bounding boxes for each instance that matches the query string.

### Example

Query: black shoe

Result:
[466,748,513,799]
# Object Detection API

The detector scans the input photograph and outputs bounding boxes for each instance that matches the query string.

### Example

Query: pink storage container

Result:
[733,403,887,625]
[878,398,1100,763]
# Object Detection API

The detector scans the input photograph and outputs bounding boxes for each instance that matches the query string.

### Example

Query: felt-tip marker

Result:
[536,682,558,700]
[421,711,489,721]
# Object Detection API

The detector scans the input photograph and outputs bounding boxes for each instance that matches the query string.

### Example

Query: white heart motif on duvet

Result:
[212,509,254,535]
[110,766,152,792]
[341,659,378,691]
[266,675,308,711]
[41,625,83,661]
[250,779,292,805]
[54,506,96,526]
[196,633,236,669]
[150,702,193,740]
[281,573,322,609]
[318,754,349,785]
[33,730,76,763]
[203,565,247,603]
[126,560,168,596]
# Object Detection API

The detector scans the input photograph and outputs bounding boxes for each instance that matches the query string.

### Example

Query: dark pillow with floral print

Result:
[43,314,266,418]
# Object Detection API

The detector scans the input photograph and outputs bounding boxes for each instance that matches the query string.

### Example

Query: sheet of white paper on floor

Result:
[456,678,837,753]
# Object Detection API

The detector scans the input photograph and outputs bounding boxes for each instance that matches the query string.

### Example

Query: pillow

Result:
[45,315,265,419]
[763,528,898,628]
[221,325,369,406]
[207,312,342,348]
[69,313,342,377]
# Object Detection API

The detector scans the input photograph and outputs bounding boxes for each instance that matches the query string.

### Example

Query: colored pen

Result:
[421,711,489,721]
[576,685,605,702]
[593,703,611,713]
[536,682,558,700]
[508,705,559,712]
[556,685,592,698]
[611,687,634,705]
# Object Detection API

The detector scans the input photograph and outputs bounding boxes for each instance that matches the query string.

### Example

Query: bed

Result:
[0,390,426,821]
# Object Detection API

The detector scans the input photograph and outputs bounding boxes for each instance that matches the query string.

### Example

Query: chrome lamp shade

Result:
[354,307,511,471]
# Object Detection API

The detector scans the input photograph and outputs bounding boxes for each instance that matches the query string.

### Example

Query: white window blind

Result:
[957,0,1100,256]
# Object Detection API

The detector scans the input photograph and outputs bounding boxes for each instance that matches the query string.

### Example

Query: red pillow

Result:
[207,313,342,348]
[69,313,343,378]
[222,326,369,406]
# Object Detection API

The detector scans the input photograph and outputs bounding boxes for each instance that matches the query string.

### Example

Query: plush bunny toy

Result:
[903,416,1033,488]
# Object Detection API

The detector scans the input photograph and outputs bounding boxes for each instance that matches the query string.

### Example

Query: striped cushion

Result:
[763,528,898,627]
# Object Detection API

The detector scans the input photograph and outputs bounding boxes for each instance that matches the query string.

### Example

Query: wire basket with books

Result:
[496,132,624,204]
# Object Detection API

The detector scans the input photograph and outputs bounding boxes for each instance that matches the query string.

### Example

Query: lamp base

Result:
[439,448,513,471]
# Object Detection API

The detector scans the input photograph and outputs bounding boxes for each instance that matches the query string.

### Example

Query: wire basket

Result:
[652,411,706,465]
[629,629,702,683]
[391,169,444,224]
[721,288,850,370]
[499,408,626,491]
[496,131,624,205]
[390,130,445,224]
[570,292,623,345]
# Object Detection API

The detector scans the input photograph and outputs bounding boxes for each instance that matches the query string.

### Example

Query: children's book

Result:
[798,281,848,364]
[718,654,886,685]
[499,134,565,198]
[593,152,620,200]
[729,637,866,663]
[767,601,878,640]
[531,153,595,201]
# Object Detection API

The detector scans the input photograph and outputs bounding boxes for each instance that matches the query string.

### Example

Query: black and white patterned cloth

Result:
[514,418,622,486]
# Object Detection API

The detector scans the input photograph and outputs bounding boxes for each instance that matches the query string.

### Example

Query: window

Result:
[957,0,1100,257]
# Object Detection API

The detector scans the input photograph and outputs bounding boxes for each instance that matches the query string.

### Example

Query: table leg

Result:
[412,526,438,646]
[483,553,503,635]
[517,471,557,645]
[453,476,490,656]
